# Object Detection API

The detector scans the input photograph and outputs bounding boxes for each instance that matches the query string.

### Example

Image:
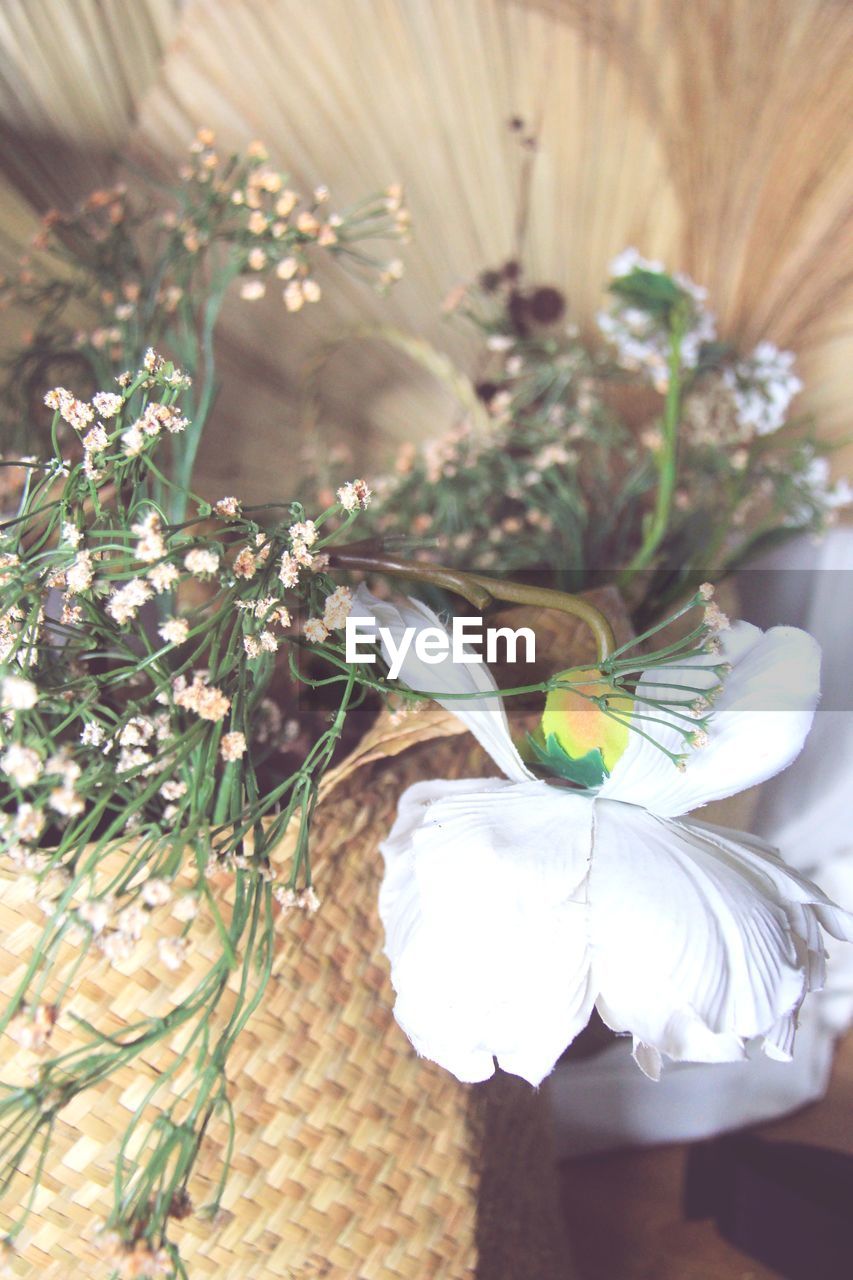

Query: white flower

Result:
[240,279,266,301]
[121,423,146,456]
[354,586,853,1087]
[608,247,665,278]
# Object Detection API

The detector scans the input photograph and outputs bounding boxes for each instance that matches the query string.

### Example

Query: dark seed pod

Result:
[528,286,566,324]
[478,269,502,293]
[475,380,499,403]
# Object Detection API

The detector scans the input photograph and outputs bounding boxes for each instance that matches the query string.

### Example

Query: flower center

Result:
[528,667,634,786]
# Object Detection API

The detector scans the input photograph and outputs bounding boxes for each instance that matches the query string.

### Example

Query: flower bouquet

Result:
[1,133,850,1280]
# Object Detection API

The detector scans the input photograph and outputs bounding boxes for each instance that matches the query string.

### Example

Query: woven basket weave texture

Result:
[1,591,631,1278]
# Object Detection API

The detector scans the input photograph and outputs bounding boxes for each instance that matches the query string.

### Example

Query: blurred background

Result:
[1,3,852,1277]
[1,0,852,499]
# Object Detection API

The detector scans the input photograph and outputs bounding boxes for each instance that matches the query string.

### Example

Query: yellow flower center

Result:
[540,668,634,774]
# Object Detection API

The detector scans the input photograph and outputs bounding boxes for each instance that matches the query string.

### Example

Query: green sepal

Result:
[608,268,684,320]
[526,731,608,788]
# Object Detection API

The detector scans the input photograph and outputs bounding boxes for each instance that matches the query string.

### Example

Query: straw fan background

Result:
[0,0,851,502]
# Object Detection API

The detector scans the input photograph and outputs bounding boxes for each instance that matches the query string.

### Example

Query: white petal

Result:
[352,585,535,783]
[763,1013,797,1061]
[687,818,853,947]
[589,800,824,1066]
[600,624,821,816]
[379,779,596,1085]
[632,1039,663,1081]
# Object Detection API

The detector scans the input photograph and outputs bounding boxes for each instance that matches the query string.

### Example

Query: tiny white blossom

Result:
[15,803,45,842]
[220,731,247,762]
[336,479,372,511]
[158,936,187,971]
[131,511,166,563]
[147,562,180,594]
[118,717,155,747]
[183,547,220,577]
[44,750,81,783]
[303,617,329,644]
[323,586,353,631]
[2,675,38,711]
[288,520,317,548]
[121,423,146,456]
[1,744,43,787]
[279,552,300,588]
[214,496,241,519]
[79,895,114,934]
[142,877,173,907]
[160,779,187,801]
[283,281,304,311]
[66,549,94,595]
[48,786,84,817]
[92,391,124,419]
[158,617,190,645]
[172,894,199,922]
[106,579,153,625]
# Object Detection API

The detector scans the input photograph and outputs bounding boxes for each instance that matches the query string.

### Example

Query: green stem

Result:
[618,309,686,582]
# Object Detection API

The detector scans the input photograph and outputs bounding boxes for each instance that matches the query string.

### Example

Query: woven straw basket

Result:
[0,596,629,1279]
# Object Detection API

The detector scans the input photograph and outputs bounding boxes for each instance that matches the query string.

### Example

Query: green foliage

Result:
[608,265,685,319]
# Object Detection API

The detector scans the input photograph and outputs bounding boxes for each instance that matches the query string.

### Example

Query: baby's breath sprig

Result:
[0,356,388,1269]
[0,128,408,525]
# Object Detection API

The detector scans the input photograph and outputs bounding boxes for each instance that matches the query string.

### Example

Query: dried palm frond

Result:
[1,1,850,493]
[0,0,181,206]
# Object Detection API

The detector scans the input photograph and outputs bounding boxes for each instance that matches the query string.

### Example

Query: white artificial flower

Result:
[353,585,853,1087]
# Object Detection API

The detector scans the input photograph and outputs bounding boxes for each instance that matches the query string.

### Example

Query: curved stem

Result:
[327,542,616,662]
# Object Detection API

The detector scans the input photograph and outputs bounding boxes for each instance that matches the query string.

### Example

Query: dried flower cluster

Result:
[0,130,403,1262]
[324,252,849,622]
[0,351,385,1263]
[0,130,408,517]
